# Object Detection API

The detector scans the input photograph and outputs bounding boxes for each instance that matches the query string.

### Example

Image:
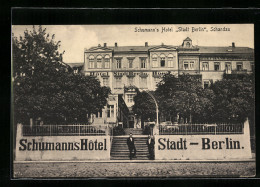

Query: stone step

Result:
[113,136,147,140]
[112,141,147,144]
[111,134,152,160]
[111,148,147,151]
[111,148,149,152]
[112,145,148,148]
[112,137,148,140]
[111,146,148,149]
[112,138,147,142]
[112,144,147,146]
[113,140,147,142]
[110,157,149,160]
[111,153,149,156]
[111,154,149,158]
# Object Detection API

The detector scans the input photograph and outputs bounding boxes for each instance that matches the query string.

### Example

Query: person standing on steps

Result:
[127,133,136,160]
[147,134,155,160]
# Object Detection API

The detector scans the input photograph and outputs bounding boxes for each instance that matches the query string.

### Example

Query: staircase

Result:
[124,128,143,135]
[110,136,150,160]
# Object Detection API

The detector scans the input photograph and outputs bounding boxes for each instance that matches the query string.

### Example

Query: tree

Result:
[12,26,110,125]
[211,73,254,123]
[132,89,157,124]
[156,73,215,123]
[132,73,215,124]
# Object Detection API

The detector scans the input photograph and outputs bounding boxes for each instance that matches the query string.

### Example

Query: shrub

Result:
[143,125,151,135]
[113,126,125,136]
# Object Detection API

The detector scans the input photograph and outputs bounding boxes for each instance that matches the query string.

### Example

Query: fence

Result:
[159,123,244,135]
[22,124,111,136]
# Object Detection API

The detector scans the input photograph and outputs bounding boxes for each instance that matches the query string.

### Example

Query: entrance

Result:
[129,121,134,128]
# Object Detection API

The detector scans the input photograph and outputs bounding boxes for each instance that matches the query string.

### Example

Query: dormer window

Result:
[183,37,192,48]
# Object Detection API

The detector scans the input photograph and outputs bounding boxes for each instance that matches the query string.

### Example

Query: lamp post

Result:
[141,90,159,135]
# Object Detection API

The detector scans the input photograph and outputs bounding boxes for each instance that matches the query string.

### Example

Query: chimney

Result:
[232,42,235,48]
[145,42,148,47]
[104,43,107,47]
[115,42,118,47]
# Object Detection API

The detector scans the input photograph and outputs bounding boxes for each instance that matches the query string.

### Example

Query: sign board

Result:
[16,135,111,161]
[154,134,251,160]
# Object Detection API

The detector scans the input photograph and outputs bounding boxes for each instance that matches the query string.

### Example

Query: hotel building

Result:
[79,37,254,127]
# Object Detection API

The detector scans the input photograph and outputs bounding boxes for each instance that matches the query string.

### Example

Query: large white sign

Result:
[15,135,111,161]
[154,134,251,160]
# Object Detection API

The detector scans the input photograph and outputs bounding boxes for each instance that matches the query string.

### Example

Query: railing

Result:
[22,124,109,136]
[159,123,244,135]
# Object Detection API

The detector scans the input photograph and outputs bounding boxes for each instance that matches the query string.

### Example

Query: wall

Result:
[154,120,252,160]
[15,124,111,161]
[84,51,113,71]
[178,55,200,72]
[149,50,178,71]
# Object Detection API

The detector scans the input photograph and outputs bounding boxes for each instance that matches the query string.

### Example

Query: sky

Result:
[12,24,254,63]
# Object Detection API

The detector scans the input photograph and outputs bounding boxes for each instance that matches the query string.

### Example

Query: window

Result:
[140,77,147,88]
[103,77,109,87]
[116,59,121,69]
[189,62,194,70]
[127,94,135,103]
[95,109,103,118]
[186,42,191,48]
[168,54,174,67]
[202,62,209,71]
[107,105,114,118]
[104,55,110,68]
[97,55,102,68]
[128,59,133,68]
[73,68,78,74]
[152,54,158,67]
[183,61,195,70]
[251,62,254,72]
[89,55,95,68]
[236,62,243,71]
[141,58,146,69]
[214,62,220,71]
[225,62,232,74]
[115,77,122,88]
[128,77,134,85]
[160,54,166,67]
[203,81,210,89]
[184,62,189,70]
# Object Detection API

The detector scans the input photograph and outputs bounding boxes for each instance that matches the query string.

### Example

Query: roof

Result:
[87,45,178,52]
[66,63,84,68]
[87,45,253,54]
[178,46,254,54]
[184,37,192,41]
[88,45,155,52]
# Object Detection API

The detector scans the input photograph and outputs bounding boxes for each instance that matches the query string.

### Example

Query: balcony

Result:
[179,70,200,74]
[231,69,248,74]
